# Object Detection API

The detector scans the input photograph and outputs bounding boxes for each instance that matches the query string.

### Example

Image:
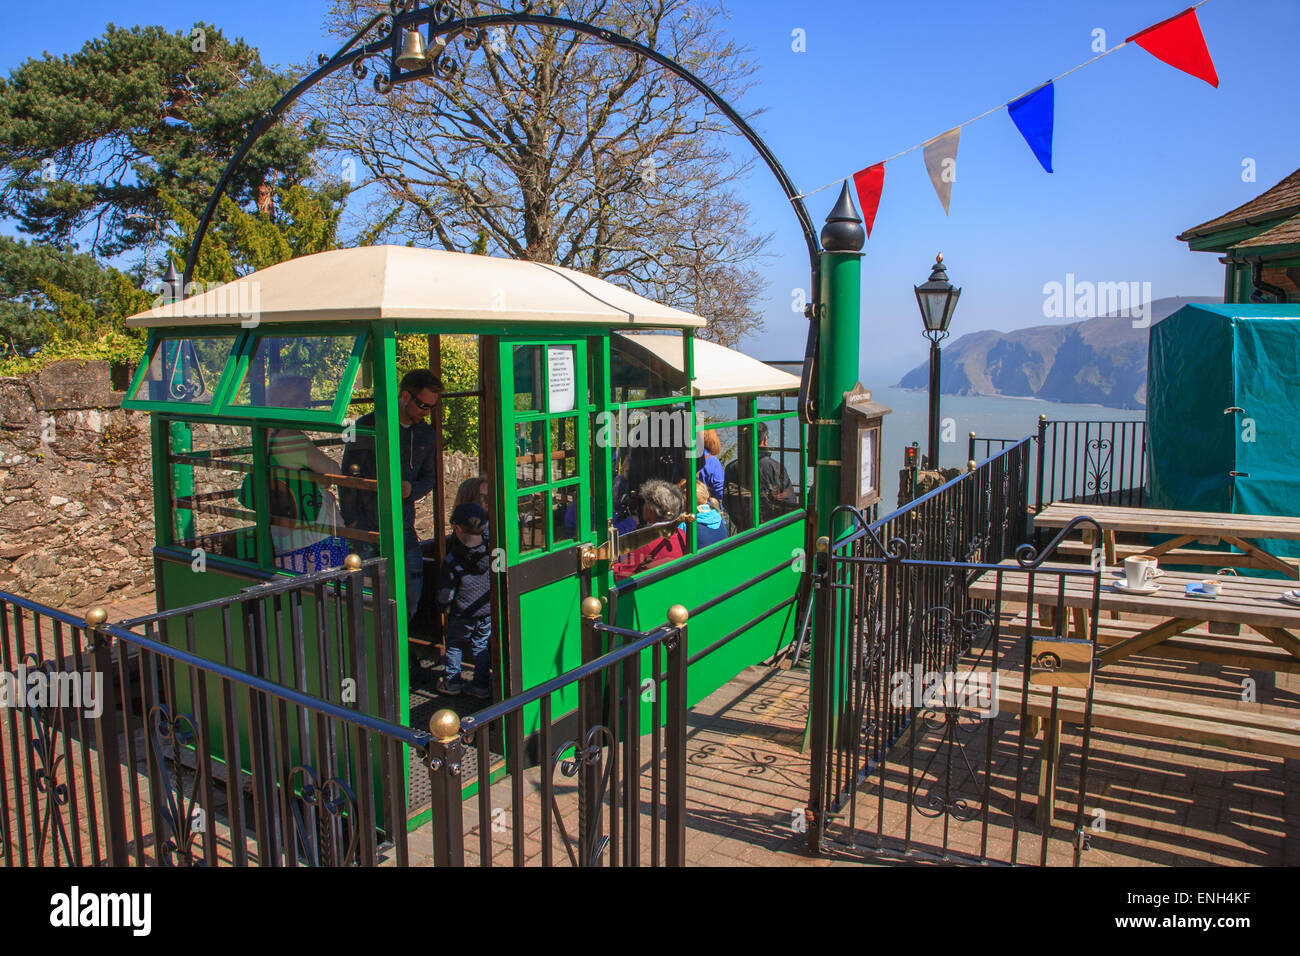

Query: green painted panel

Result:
[516,575,585,736]
[612,520,802,714]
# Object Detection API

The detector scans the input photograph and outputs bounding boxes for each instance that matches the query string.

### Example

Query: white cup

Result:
[1124,556,1156,589]
[1201,578,1221,596]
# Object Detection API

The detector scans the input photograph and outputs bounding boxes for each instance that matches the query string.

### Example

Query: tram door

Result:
[493,337,596,756]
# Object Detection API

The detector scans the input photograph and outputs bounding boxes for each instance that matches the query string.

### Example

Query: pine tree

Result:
[0,22,323,262]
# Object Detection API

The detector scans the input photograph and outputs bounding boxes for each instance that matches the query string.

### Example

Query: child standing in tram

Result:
[434,501,493,699]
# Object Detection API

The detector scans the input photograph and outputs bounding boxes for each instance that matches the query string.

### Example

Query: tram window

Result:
[609,332,689,402]
[550,416,579,482]
[514,420,547,488]
[230,334,361,413]
[756,392,797,417]
[755,418,802,524]
[607,403,692,571]
[511,345,544,412]
[611,408,690,504]
[261,427,365,574]
[517,491,547,554]
[552,485,579,548]
[715,423,756,533]
[167,423,260,562]
[130,336,234,407]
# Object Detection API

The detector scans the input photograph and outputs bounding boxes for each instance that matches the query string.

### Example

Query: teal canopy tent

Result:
[1148,303,1300,562]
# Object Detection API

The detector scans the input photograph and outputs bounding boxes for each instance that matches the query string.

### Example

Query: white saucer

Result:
[1281,590,1300,608]
[1112,580,1160,594]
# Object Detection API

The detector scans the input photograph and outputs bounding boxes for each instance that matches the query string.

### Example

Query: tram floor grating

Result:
[406,661,503,814]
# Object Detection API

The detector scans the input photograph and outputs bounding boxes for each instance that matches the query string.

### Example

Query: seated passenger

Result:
[244,374,347,571]
[612,480,688,580]
[689,480,728,548]
[697,429,725,502]
[755,421,800,522]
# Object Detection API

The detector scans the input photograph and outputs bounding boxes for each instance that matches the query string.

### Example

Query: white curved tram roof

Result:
[616,333,800,398]
[125,246,706,330]
[124,246,798,397]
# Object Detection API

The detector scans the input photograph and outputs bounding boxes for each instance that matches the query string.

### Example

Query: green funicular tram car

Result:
[122,244,810,821]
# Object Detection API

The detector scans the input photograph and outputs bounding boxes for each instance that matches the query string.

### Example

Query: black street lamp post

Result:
[914,253,961,470]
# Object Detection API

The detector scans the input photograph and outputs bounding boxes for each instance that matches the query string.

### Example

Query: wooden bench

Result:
[1001,611,1300,675]
[996,674,1300,827]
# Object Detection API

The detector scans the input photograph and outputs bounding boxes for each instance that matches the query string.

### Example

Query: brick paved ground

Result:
[401,646,1297,867]
[397,663,839,867]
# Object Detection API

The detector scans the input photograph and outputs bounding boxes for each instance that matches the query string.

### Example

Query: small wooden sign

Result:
[841,383,891,511]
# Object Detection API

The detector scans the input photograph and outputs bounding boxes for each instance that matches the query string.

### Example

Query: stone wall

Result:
[0,361,154,608]
[0,360,481,609]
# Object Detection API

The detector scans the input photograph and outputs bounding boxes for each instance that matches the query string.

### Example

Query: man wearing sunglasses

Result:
[341,369,442,639]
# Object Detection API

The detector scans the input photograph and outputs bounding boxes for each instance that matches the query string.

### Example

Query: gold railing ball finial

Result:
[84,607,107,628]
[968,459,977,473]
[343,553,362,572]
[667,604,689,628]
[429,708,461,743]
[816,535,830,553]
[581,595,603,620]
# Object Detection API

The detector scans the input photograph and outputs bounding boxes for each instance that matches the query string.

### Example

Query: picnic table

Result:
[969,562,1300,668]
[969,560,1300,826]
[1033,502,1300,579]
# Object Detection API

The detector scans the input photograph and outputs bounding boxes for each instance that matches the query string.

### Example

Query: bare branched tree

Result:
[307,0,770,345]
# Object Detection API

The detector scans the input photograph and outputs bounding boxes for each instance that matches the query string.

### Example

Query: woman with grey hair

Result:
[639,479,682,524]
[613,479,689,580]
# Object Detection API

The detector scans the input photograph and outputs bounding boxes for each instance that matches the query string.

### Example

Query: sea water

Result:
[795,385,1144,514]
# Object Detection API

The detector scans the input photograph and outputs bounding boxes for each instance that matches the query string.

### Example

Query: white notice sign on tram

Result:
[548,346,575,412]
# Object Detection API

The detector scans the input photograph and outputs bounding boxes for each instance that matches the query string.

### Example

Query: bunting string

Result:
[793,0,1217,234]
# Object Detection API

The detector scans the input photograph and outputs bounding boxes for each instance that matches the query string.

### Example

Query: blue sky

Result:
[3,0,1297,380]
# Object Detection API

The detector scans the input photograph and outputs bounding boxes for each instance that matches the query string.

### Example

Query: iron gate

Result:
[807,440,1105,865]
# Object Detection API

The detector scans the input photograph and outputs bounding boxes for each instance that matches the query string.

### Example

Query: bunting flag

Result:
[1007,81,1055,173]
[852,164,885,239]
[922,128,960,214]
[1127,6,1219,87]
[794,2,1221,239]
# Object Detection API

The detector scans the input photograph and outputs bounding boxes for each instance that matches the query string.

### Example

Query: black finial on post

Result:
[162,260,181,303]
[820,181,865,253]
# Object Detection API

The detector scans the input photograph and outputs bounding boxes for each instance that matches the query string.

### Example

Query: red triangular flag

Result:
[852,164,885,239]
[1127,7,1219,88]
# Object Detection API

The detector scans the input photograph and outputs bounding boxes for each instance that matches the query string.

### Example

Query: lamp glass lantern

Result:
[914,254,961,340]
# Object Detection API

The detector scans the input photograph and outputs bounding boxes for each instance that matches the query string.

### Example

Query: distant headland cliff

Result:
[896,296,1219,409]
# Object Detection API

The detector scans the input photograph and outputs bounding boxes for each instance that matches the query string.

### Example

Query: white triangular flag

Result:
[922,127,961,215]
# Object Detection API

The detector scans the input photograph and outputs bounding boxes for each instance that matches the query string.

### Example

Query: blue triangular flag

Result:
[1008,81,1054,173]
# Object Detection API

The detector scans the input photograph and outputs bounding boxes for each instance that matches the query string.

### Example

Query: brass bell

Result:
[396,30,428,71]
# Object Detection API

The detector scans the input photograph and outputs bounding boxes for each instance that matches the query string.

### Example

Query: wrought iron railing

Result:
[809,505,1103,865]
[1035,416,1146,510]
[1,566,697,867]
[0,560,421,867]
[423,604,690,866]
[967,434,1020,466]
[806,437,1111,864]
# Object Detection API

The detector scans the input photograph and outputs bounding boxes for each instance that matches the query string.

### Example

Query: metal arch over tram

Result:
[182,2,821,311]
